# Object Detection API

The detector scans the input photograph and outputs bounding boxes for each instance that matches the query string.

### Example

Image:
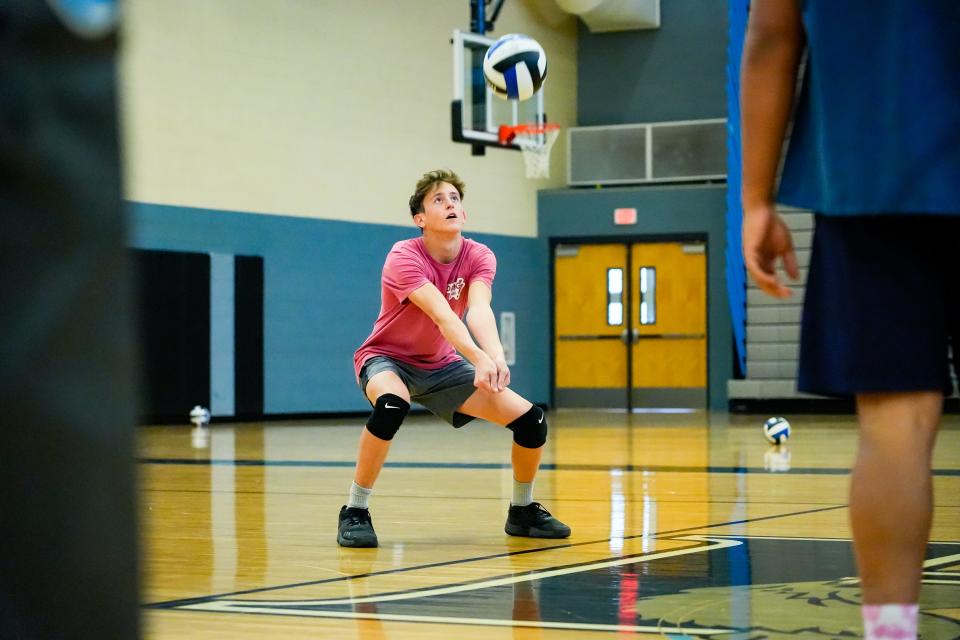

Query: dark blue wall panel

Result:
[577,0,728,125]
[128,203,549,415]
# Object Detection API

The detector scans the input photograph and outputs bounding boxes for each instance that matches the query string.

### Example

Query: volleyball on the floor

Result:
[763,417,791,444]
[483,33,547,100]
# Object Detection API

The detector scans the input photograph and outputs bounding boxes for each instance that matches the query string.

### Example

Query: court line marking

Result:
[715,537,960,588]
[835,552,960,586]
[174,606,736,635]
[710,532,960,544]
[171,536,960,635]
[922,553,960,568]
[180,540,960,609]
[709,534,852,541]
[209,536,739,607]
[136,457,960,476]
[146,504,848,609]
[139,487,853,508]
[180,536,741,635]
[711,534,960,547]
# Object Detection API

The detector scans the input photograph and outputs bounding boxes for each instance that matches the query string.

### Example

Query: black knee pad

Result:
[365,394,409,441]
[506,405,547,449]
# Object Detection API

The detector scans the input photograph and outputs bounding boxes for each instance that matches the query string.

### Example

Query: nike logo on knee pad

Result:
[385,403,401,409]
[508,406,547,448]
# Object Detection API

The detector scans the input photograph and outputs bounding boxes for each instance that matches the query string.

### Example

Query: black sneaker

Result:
[337,505,378,548]
[505,502,571,538]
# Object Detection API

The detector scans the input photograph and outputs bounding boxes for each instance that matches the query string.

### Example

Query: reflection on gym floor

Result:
[141,410,960,639]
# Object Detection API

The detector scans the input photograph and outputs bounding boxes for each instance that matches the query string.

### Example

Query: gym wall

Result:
[121,0,577,417]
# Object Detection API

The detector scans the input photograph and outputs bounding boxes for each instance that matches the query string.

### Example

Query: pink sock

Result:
[862,604,919,640]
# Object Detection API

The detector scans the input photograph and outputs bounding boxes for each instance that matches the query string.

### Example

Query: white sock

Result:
[512,480,533,506]
[862,603,918,640]
[347,481,372,509]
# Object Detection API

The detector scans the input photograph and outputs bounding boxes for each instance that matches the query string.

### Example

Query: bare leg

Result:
[457,387,540,481]
[852,391,942,603]
[353,428,393,488]
[353,371,410,489]
[338,373,411,547]
[458,388,570,537]
[512,441,542,483]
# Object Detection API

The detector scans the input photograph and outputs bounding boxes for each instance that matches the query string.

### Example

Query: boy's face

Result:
[415,182,465,233]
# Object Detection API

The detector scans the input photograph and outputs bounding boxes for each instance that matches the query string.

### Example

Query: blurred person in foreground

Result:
[740,2,959,638]
[1,1,140,637]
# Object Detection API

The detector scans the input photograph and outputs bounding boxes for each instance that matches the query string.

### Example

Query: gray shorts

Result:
[358,356,478,427]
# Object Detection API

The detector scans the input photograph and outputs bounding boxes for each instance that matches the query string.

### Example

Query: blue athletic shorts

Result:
[358,356,478,427]
[798,214,960,398]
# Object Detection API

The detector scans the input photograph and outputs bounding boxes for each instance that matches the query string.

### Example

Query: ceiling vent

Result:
[567,119,727,186]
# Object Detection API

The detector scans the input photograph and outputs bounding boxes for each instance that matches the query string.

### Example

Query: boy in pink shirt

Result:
[338,170,570,547]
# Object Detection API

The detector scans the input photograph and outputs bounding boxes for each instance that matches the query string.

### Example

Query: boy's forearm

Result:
[437,316,487,364]
[466,305,505,360]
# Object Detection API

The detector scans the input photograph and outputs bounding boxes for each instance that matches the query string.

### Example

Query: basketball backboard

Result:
[451,29,546,155]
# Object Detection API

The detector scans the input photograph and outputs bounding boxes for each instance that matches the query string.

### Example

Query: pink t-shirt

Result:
[353,236,497,378]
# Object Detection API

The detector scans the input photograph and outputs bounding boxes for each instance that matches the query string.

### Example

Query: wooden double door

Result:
[554,241,707,410]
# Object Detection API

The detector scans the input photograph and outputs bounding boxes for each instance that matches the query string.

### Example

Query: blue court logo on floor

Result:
[156,535,960,638]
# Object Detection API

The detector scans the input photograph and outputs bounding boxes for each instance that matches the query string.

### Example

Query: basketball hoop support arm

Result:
[471,0,506,35]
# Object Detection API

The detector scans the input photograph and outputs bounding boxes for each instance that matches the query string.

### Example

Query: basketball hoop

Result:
[498,123,561,179]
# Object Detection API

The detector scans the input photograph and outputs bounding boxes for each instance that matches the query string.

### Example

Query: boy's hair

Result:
[409,170,465,216]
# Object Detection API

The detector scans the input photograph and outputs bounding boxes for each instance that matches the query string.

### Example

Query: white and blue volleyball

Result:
[763,417,791,444]
[483,33,547,101]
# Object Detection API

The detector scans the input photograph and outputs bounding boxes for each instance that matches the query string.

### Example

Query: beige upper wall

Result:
[121,0,577,237]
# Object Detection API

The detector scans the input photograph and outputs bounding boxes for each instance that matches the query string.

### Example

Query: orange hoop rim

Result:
[498,122,561,145]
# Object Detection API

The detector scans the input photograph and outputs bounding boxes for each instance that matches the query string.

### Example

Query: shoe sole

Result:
[337,535,378,548]
[504,523,571,539]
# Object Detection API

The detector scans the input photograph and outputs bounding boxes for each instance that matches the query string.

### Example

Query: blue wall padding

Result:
[128,202,549,414]
[726,0,748,374]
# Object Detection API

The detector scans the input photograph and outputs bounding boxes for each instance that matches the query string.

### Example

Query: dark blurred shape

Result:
[0,1,140,638]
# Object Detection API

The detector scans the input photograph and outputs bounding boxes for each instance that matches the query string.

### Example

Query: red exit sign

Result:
[614,208,637,225]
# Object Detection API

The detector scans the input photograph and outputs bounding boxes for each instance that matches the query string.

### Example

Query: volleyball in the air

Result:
[483,33,547,101]
[763,417,791,445]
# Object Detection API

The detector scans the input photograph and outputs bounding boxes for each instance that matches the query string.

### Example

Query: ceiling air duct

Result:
[555,0,660,32]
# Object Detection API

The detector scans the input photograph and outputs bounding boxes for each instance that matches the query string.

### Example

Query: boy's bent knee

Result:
[507,405,547,449]
[366,393,410,441]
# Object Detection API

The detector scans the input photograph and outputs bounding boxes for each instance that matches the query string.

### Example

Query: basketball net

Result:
[499,123,561,179]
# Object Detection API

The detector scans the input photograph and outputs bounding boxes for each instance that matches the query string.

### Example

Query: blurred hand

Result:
[492,355,511,392]
[473,354,501,393]
[742,202,799,298]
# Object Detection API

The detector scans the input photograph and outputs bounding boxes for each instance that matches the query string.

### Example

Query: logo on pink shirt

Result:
[446,277,466,300]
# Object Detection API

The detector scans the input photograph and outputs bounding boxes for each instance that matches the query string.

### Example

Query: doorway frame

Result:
[549,233,710,412]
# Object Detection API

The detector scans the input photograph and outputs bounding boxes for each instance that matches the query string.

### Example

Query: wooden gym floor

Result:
[140,409,960,639]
